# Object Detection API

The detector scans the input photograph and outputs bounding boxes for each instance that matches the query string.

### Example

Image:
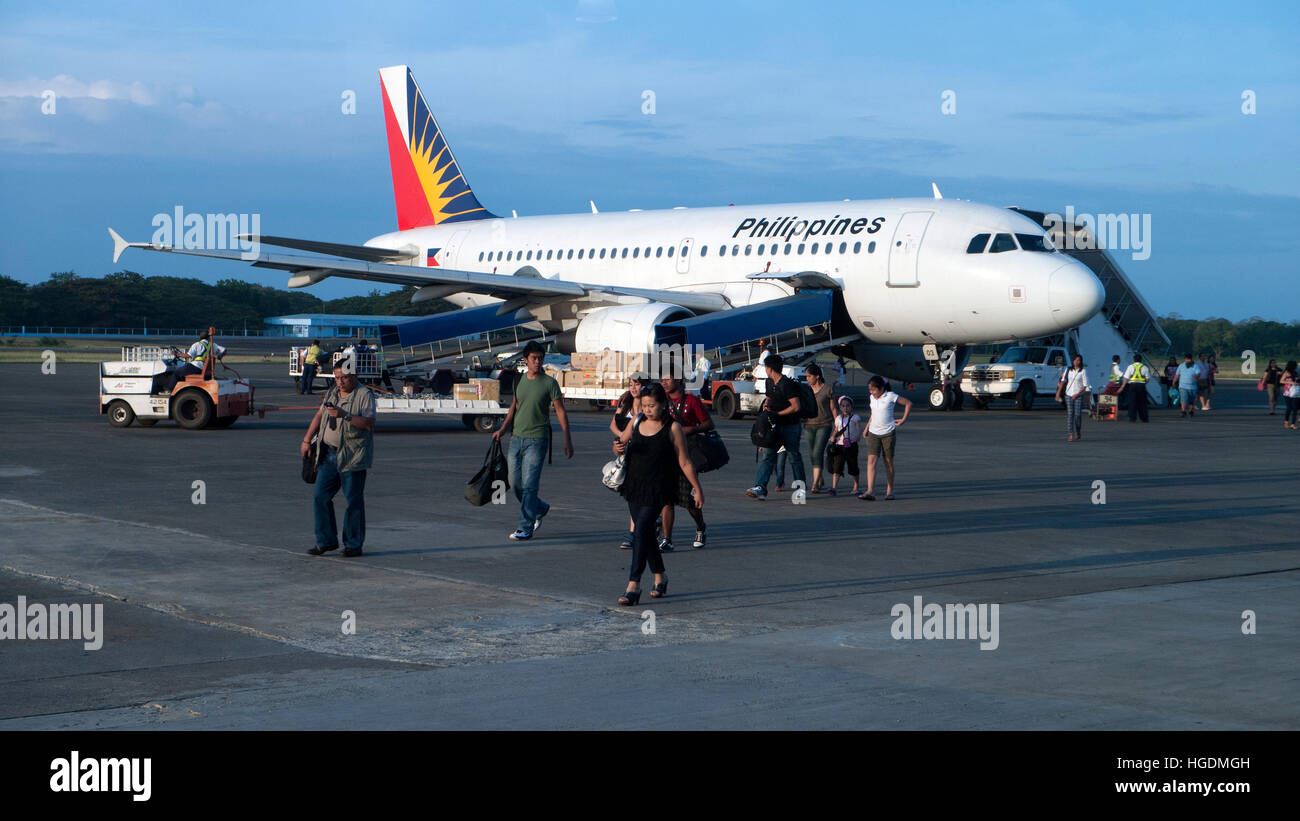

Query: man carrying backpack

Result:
[747,354,805,501]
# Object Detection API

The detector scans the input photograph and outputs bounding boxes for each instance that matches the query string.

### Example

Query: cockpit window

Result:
[988,233,1017,253]
[966,233,991,254]
[1015,233,1054,252]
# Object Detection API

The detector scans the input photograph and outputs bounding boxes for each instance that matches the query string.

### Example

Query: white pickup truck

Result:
[960,345,1071,410]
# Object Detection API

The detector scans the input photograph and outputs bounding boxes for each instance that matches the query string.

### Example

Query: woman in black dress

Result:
[612,382,704,605]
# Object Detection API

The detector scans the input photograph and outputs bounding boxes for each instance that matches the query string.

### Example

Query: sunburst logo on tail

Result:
[380,65,495,230]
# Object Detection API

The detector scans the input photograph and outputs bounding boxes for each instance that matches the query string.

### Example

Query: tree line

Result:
[2,272,1296,358]
[0,272,453,329]
[1158,316,1300,361]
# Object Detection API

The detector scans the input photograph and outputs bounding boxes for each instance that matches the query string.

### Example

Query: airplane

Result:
[110,64,1105,409]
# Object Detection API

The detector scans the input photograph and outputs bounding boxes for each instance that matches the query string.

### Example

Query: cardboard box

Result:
[564,371,602,388]
[622,352,647,375]
[572,350,628,372]
[453,383,478,401]
[602,375,627,390]
[470,378,500,401]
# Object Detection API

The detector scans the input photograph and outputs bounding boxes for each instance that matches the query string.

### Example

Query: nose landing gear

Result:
[923,344,964,411]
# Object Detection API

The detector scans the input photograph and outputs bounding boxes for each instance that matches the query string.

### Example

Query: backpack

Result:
[796,380,818,420]
[750,410,779,448]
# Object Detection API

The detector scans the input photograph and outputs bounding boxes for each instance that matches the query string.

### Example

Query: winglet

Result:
[931,183,943,200]
[108,227,130,263]
[590,200,598,214]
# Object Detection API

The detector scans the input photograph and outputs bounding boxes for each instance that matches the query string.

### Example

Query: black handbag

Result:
[688,430,730,473]
[750,410,779,448]
[465,438,510,506]
[301,434,324,483]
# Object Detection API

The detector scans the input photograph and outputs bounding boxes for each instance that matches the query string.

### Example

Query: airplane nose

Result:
[1048,261,1105,327]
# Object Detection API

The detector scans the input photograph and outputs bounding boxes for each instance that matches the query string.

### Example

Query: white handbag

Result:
[602,455,626,491]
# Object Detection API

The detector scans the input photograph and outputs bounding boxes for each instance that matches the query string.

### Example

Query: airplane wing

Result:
[108,228,731,314]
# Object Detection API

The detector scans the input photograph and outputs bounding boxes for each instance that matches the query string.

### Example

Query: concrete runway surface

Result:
[1,361,1296,729]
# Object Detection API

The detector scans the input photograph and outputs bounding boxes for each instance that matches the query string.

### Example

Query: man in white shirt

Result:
[858,375,911,501]
[167,331,227,392]
[1056,354,1092,441]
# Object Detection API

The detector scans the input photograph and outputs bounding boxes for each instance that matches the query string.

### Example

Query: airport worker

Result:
[611,382,704,605]
[493,340,574,541]
[166,331,227,392]
[827,395,862,495]
[747,353,805,501]
[858,375,912,501]
[301,339,322,395]
[660,374,711,550]
[1056,354,1092,441]
[803,363,835,493]
[1109,355,1123,383]
[1174,353,1200,417]
[303,362,377,557]
[1118,354,1150,422]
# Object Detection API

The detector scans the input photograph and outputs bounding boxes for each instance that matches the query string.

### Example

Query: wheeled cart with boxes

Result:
[374,377,507,433]
[554,350,651,406]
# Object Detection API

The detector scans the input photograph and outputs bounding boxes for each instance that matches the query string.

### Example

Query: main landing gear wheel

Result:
[107,400,135,428]
[712,387,738,420]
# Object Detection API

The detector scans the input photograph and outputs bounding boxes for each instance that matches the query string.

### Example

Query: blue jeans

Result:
[508,435,550,534]
[756,424,805,491]
[314,449,366,549]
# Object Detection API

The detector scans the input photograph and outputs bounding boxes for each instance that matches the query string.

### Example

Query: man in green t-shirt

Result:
[493,341,574,540]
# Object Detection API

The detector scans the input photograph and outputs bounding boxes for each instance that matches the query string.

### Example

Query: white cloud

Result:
[0,74,156,105]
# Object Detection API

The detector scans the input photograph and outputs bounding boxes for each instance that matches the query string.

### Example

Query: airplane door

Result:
[887,212,932,287]
[676,238,693,274]
[442,230,470,267]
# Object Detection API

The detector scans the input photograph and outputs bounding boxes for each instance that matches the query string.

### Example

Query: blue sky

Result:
[1,0,1297,321]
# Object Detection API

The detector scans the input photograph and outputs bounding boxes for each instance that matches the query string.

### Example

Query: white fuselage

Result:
[365,197,1104,346]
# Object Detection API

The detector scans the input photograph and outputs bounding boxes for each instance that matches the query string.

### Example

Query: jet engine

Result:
[570,302,695,354]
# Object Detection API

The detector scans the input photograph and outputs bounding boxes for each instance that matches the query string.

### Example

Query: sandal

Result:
[649,578,669,598]
[619,588,641,606]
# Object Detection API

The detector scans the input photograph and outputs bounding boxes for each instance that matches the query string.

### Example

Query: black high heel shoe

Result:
[649,578,669,598]
[618,588,641,606]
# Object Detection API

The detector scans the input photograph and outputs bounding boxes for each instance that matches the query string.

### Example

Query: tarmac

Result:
[1,359,1296,729]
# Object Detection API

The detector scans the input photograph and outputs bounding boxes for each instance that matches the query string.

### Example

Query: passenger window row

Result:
[476,240,878,263]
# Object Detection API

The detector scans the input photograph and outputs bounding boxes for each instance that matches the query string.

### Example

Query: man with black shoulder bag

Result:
[300,362,376,557]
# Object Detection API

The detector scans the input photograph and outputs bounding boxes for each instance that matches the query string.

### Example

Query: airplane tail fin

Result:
[379,65,496,230]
